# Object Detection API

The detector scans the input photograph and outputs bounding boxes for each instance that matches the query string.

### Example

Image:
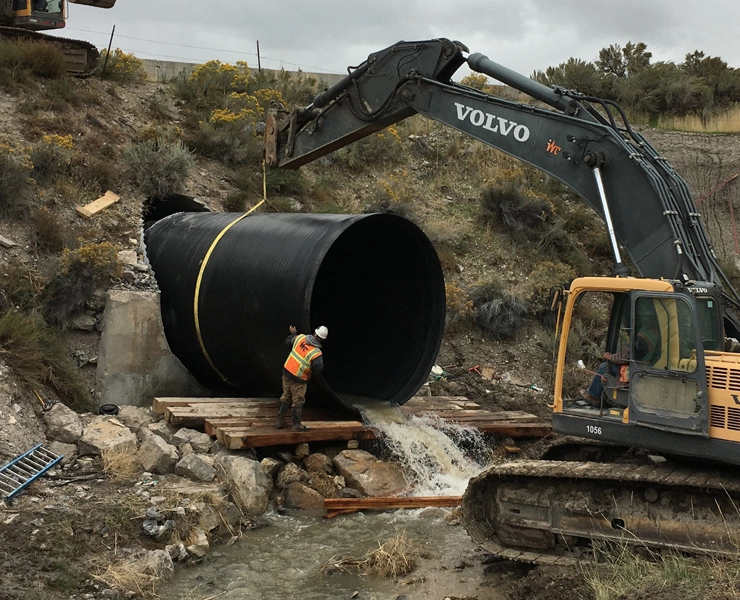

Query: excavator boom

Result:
[265,37,740,563]
[265,38,740,334]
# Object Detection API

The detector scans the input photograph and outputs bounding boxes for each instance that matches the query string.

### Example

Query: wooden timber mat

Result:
[152,396,551,450]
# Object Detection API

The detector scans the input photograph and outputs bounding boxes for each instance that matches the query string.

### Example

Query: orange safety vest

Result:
[283,334,322,381]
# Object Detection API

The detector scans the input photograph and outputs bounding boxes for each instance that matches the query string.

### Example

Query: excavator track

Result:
[462,459,740,565]
[0,26,99,76]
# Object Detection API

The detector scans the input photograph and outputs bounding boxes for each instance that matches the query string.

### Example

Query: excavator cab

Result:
[1,0,65,29]
[550,277,740,463]
[1,0,115,30]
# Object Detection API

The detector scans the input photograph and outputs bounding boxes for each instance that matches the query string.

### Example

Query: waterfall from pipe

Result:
[350,398,490,496]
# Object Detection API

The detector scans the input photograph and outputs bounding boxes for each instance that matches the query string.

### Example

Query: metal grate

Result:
[710,405,726,429]
[729,407,740,431]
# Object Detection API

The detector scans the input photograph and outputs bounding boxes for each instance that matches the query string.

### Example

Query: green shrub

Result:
[42,242,123,328]
[123,137,194,199]
[479,183,552,242]
[252,68,321,106]
[1,264,44,311]
[97,48,147,83]
[526,261,577,315]
[172,60,252,109]
[475,294,529,340]
[334,126,404,169]
[190,119,261,165]
[32,207,67,253]
[469,280,529,340]
[0,310,91,411]
[30,134,74,183]
[265,168,307,196]
[445,281,474,328]
[43,76,81,110]
[0,38,65,79]
[0,142,33,213]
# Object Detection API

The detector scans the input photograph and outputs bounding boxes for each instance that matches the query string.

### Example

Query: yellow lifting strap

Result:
[192,160,268,382]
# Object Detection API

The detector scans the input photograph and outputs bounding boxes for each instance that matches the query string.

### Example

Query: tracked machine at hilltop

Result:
[263,38,740,561]
[0,0,115,76]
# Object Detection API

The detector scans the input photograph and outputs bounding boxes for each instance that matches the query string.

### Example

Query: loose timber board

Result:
[152,396,551,449]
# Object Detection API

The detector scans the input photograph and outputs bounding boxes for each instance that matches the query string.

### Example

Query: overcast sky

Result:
[59,0,740,80]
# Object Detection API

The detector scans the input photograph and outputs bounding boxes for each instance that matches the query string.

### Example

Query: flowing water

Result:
[160,399,493,600]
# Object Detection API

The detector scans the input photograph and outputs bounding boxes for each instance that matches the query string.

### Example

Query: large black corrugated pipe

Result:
[143,212,446,412]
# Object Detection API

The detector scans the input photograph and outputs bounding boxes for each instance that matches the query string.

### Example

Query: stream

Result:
[160,401,494,600]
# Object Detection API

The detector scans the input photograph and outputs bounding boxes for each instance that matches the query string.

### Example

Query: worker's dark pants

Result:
[280,375,307,408]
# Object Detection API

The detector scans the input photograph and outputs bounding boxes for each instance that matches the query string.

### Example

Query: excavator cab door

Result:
[626,292,709,436]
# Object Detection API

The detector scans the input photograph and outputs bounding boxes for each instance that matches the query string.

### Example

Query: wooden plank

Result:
[75,190,120,218]
[324,496,461,510]
[324,495,462,516]
[222,425,376,450]
[474,422,551,437]
[165,403,328,417]
[165,406,329,426]
[403,410,539,421]
[152,397,273,414]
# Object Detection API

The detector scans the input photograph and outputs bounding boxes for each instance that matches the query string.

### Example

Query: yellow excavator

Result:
[263,37,740,562]
[0,0,115,75]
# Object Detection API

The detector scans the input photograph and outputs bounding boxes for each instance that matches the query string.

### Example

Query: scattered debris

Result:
[0,234,18,248]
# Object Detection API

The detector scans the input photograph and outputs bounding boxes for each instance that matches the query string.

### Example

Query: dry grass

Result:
[307,470,341,498]
[321,530,419,578]
[101,447,142,482]
[93,560,161,600]
[657,106,740,133]
[579,542,740,600]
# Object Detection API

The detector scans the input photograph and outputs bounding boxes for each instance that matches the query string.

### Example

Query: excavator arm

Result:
[264,38,740,334]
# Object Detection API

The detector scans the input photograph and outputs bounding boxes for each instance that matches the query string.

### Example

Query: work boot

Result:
[275,402,289,429]
[291,406,309,431]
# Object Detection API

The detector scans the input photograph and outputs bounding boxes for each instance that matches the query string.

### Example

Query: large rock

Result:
[136,435,179,474]
[214,455,272,516]
[95,290,210,408]
[276,462,308,489]
[43,403,83,444]
[303,452,333,474]
[146,421,178,444]
[78,417,138,456]
[175,453,216,482]
[261,457,282,480]
[332,449,408,497]
[46,441,77,465]
[283,482,324,510]
[172,428,212,454]
[117,405,158,432]
[141,548,174,579]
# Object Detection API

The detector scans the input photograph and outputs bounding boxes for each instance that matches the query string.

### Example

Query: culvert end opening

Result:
[145,212,445,413]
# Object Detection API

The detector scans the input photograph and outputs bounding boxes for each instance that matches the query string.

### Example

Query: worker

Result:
[581,321,660,407]
[276,324,328,431]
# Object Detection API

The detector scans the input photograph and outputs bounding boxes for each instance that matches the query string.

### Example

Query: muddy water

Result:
[159,510,493,600]
[161,400,494,600]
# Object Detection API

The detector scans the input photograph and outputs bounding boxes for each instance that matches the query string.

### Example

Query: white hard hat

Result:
[314,325,328,340]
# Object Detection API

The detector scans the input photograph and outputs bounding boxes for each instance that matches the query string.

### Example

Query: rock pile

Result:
[31,402,410,590]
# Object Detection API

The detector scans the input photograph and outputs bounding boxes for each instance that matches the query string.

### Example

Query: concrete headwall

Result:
[140,58,344,87]
[95,290,210,408]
